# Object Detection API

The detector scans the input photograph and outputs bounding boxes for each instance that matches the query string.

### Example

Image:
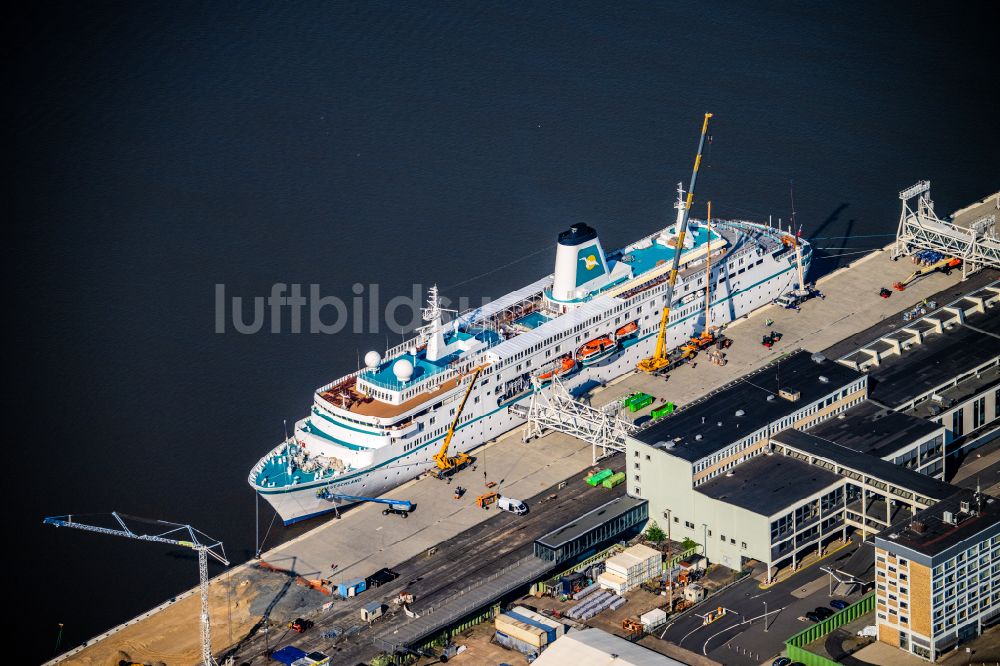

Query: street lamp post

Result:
[764,600,769,632]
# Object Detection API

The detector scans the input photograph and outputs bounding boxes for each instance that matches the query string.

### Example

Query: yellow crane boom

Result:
[432,364,486,475]
[638,112,713,373]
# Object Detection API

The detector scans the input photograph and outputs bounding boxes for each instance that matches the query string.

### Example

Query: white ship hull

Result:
[251,218,811,524]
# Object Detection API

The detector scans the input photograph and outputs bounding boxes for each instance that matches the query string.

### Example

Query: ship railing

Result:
[317,369,362,395]
[358,364,457,392]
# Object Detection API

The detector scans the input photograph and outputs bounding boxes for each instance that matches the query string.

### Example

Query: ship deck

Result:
[358,328,500,391]
[345,375,461,418]
[620,223,720,276]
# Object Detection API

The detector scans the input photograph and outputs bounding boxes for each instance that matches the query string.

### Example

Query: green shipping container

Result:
[628,394,654,412]
[651,401,676,419]
[586,469,613,486]
[602,472,626,489]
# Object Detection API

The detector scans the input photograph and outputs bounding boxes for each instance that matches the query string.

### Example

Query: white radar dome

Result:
[393,359,414,382]
[364,351,381,369]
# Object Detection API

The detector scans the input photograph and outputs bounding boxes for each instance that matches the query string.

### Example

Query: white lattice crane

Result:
[43,512,229,666]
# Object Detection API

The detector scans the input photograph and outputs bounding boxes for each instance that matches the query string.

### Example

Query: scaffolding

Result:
[892,180,999,276]
[512,376,635,464]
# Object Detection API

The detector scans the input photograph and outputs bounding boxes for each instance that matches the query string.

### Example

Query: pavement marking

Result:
[701,607,786,655]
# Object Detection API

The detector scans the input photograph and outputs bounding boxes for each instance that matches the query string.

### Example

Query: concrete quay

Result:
[62,244,974,665]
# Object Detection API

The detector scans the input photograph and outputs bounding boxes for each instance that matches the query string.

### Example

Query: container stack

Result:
[585,469,613,486]
[602,472,626,489]
[598,544,662,593]
[510,606,565,639]
[495,612,549,655]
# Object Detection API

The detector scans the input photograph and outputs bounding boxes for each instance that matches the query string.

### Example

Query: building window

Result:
[953,409,965,437]
[685,521,694,529]
[974,397,986,429]
[721,534,726,541]
[731,538,736,545]
[742,542,747,549]
[634,475,641,482]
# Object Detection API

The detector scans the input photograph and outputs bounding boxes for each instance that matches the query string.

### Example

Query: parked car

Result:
[814,607,835,619]
[772,658,792,666]
[830,599,849,610]
[805,611,822,622]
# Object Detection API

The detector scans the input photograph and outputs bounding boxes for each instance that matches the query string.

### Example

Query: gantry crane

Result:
[430,365,486,479]
[638,112,713,373]
[44,512,229,666]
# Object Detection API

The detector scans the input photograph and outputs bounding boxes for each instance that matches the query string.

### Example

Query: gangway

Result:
[892,180,999,276]
[512,374,635,464]
[316,489,414,518]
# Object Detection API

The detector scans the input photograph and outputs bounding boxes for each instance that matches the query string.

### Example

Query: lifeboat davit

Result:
[577,336,618,366]
[614,321,639,340]
[537,355,576,385]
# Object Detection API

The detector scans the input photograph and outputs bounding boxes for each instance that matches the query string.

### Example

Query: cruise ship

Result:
[249,185,813,523]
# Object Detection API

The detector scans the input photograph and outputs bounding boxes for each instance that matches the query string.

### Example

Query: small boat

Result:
[577,336,618,366]
[537,355,577,385]
[614,321,639,340]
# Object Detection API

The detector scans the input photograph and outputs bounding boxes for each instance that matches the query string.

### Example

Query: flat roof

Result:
[696,453,842,517]
[533,628,685,666]
[805,400,941,459]
[535,495,647,550]
[772,429,956,501]
[821,268,999,361]
[910,364,1000,419]
[634,350,863,462]
[866,310,1000,408]
[876,489,1000,558]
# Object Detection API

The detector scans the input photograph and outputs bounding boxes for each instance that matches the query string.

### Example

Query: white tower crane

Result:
[44,512,229,666]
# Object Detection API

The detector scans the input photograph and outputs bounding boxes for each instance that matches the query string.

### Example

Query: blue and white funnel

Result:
[550,223,609,303]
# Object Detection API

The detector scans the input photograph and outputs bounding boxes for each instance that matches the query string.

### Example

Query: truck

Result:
[773,284,823,310]
[497,496,528,515]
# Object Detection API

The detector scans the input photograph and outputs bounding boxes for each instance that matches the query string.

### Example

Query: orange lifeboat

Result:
[577,336,618,366]
[614,321,639,340]
[537,355,576,385]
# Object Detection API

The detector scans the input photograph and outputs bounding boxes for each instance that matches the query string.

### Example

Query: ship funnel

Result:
[550,223,609,303]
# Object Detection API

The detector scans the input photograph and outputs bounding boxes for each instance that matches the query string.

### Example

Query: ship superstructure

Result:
[249,184,812,523]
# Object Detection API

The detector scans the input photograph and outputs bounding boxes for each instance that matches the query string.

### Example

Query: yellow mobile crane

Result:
[638,112,713,373]
[431,365,486,478]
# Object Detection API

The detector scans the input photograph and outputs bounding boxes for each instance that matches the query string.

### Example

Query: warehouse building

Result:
[626,350,868,572]
[874,489,1000,661]
[806,400,947,479]
[837,283,1000,461]
[531,627,685,665]
[533,495,648,564]
[625,349,966,580]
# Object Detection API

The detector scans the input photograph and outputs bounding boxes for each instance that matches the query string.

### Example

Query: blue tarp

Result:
[504,611,557,644]
[271,645,307,664]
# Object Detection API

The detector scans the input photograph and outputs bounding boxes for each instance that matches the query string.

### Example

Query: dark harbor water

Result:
[11,1,997,659]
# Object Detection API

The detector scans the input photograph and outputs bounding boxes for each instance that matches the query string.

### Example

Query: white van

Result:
[497,496,528,515]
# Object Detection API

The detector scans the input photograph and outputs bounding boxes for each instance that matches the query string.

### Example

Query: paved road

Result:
[659,542,864,666]
[229,455,627,664]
